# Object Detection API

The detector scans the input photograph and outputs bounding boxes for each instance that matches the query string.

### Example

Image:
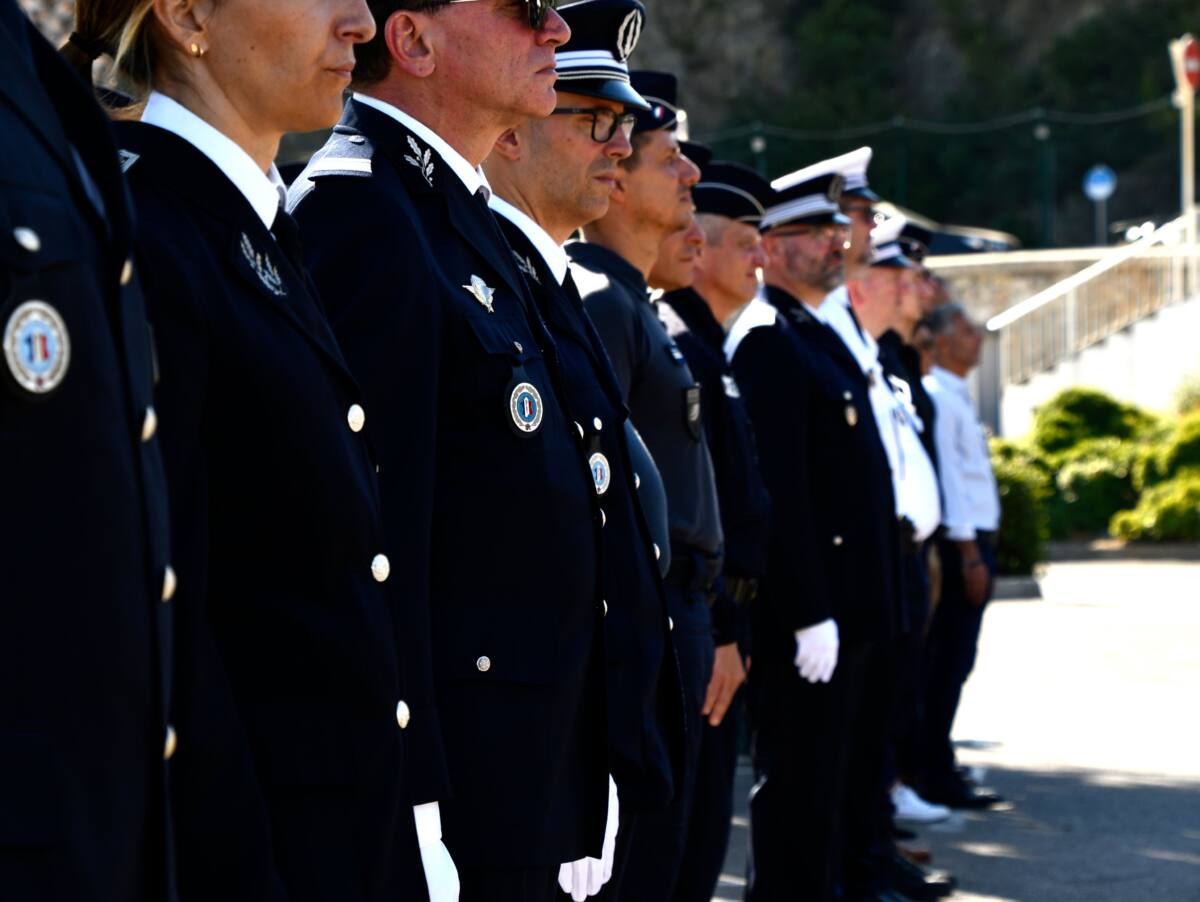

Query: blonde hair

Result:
[60,0,165,102]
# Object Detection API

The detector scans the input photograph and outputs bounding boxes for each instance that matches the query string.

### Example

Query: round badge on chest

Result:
[509,381,544,434]
[589,452,611,495]
[3,300,71,396]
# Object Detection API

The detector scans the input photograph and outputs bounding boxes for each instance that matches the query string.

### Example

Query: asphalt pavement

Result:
[712,557,1200,902]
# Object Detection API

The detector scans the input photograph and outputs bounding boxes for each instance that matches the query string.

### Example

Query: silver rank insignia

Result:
[589,452,611,495]
[510,382,544,434]
[403,136,434,186]
[463,274,496,313]
[3,300,71,395]
[240,233,287,297]
[513,252,540,284]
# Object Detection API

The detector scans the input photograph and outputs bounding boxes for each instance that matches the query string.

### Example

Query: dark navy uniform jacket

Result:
[288,98,607,868]
[0,13,173,901]
[118,121,420,902]
[567,242,724,582]
[497,212,684,813]
[661,288,771,645]
[727,286,900,676]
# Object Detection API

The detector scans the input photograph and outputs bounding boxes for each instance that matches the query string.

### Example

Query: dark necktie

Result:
[0,0,33,68]
[271,207,306,275]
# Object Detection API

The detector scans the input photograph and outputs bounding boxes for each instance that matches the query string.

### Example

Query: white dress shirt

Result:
[353,92,491,199]
[819,286,941,541]
[924,365,1001,541]
[141,91,286,229]
[488,195,568,285]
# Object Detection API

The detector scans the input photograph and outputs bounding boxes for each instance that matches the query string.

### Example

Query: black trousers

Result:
[746,644,871,902]
[614,585,714,901]
[671,688,745,902]
[916,536,996,788]
[461,865,559,902]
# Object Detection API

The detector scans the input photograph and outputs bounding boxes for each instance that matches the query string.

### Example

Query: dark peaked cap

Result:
[694,161,772,226]
[555,0,650,110]
[629,70,680,133]
[680,141,713,168]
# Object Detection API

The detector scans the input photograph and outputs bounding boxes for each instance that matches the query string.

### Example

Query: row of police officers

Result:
[2,0,995,898]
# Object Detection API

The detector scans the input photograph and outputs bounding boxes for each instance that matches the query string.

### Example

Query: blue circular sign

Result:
[1083,164,1117,202]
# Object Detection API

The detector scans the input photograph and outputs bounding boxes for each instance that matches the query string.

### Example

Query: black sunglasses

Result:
[550,107,637,143]
[446,0,558,30]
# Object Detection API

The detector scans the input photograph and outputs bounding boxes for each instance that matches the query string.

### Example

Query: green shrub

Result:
[1031,388,1156,456]
[1174,374,1200,416]
[1133,411,1200,491]
[1047,438,1139,537]
[991,454,1051,575]
[1110,470,1200,542]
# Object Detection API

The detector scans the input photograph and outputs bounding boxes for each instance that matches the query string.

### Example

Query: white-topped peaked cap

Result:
[556,0,650,110]
[869,215,916,268]
[760,160,847,231]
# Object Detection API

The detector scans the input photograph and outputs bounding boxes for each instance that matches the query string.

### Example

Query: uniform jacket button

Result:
[347,404,366,433]
[141,405,158,442]
[599,509,606,528]
[634,472,641,490]
[162,565,177,603]
[395,700,411,730]
[121,258,134,286]
[593,417,603,431]
[476,655,491,673]
[668,617,675,632]
[602,599,608,616]
[832,535,844,546]
[13,226,40,253]
[575,421,584,440]
[163,725,178,761]
[653,543,661,561]
[371,553,390,582]
[513,341,523,353]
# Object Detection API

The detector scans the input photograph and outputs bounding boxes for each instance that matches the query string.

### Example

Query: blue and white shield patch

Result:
[589,452,611,495]
[3,300,70,395]
[509,381,544,434]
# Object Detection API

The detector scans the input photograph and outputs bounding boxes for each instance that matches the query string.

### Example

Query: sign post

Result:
[1083,164,1117,247]
[1169,34,1199,292]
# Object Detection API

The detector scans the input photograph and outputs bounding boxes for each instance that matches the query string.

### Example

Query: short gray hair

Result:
[925,302,968,336]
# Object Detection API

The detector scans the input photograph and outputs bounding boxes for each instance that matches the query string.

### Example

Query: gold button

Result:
[634,473,641,490]
[162,565,177,603]
[163,725,177,761]
[593,417,603,431]
[13,227,40,253]
[347,404,366,433]
[371,553,390,582]
[653,543,661,561]
[476,655,491,673]
[832,535,844,546]
[141,406,157,442]
[120,258,134,286]
[395,700,411,730]
[602,599,608,616]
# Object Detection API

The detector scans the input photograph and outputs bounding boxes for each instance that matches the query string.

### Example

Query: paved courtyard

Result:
[714,557,1200,901]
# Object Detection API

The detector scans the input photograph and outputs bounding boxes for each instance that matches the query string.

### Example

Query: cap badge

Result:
[240,233,287,297]
[827,174,845,204]
[4,300,70,396]
[615,10,643,62]
[403,136,434,186]
[589,452,612,495]
[510,381,544,434]
[463,274,496,313]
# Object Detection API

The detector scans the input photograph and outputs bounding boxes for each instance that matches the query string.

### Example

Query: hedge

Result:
[1110,470,1200,542]
[991,452,1051,576]
[1031,387,1157,456]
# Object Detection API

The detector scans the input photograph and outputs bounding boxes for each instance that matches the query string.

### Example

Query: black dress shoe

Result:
[921,776,1004,810]
[884,850,956,900]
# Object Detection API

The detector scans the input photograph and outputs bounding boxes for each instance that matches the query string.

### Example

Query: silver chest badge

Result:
[4,300,71,395]
[510,382,544,434]
[463,275,496,313]
[589,452,611,495]
[404,136,434,186]
[240,233,287,297]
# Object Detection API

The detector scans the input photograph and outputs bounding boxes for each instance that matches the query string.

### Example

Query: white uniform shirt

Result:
[819,287,941,541]
[487,195,568,285]
[924,366,1001,541]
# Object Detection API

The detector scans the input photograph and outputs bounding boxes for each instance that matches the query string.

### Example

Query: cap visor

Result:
[557,78,651,111]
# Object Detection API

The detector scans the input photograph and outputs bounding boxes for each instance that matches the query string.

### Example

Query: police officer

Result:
[479,2,685,897]
[659,160,774,902]
[290,2,611,898]
[727,167,901,902]
[1,5,172,899]
[567,70,722,901]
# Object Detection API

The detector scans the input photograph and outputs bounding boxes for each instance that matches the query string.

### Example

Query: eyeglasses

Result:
[770,224,847,243]
[445,0,558,30]
[549,107,637,143]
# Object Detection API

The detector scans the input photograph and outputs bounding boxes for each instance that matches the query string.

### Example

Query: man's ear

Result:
[384,10,437,78]
[490,128,522,162]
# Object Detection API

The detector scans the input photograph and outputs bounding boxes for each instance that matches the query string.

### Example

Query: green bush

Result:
[991,454,1051,576]
[1133,411,1200,491]
[1174,374,1200,416]
[1110,470,1200,542]
[1031,388,1156,456]
[1047,438,1139,538]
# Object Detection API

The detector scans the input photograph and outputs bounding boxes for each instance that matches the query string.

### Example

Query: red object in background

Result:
[1185,37,1200,91]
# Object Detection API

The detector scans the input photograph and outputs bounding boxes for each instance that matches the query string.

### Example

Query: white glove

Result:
[557,775,619,900]
[794,618,839,684]
[414,802,460,902]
